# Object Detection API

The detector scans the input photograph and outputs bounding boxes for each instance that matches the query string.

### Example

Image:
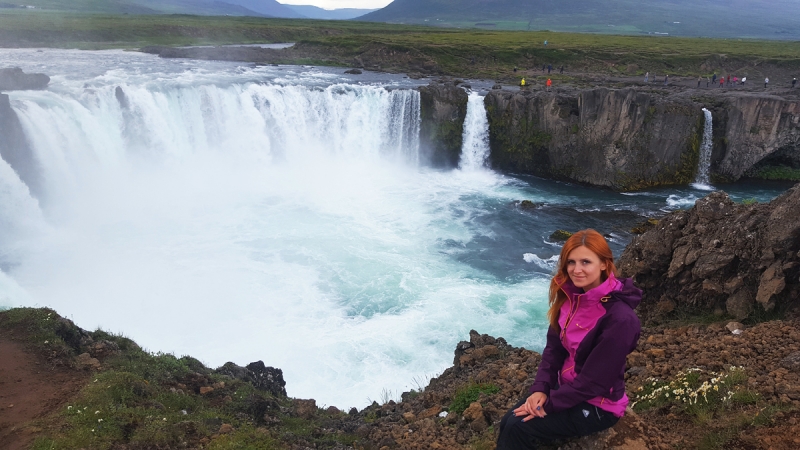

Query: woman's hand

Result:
[513,392,548,422]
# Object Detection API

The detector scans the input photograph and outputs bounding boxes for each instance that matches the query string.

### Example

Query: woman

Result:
[497,229,641,449]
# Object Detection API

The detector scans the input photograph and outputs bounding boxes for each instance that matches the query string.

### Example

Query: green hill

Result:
[0,0,301,17]
[359,0,800,40]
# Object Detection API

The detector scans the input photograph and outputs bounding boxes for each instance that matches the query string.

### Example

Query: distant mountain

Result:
[283,4,376,20]
[220,0,304,18]
[360,0,800,40]
[10,0,303,17]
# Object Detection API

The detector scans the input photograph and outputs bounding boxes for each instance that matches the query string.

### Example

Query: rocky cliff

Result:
[418,81,468,167]
[0,93,41,198]
[704,93,800,181]
[485,87,703,190]
[484,87,800,189]
[617,183,800,321]
[0,67,50,91]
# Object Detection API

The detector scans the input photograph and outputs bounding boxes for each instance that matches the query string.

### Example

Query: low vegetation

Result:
[2,11,800,80]
[1,307,358,450]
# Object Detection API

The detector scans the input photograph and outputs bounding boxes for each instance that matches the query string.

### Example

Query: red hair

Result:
[547,229,617,329]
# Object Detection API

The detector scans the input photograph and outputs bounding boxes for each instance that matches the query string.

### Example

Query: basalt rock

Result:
[617,183,800,322]
[418,81,468,168]
[0,67,50,91]
[216,361,287,398]
[485,87,800,189]
[485,87,703,190]
[706,93,800,181]
[0,93,42,198]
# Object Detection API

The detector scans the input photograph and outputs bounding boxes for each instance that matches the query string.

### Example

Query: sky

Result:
[278,0,392,10]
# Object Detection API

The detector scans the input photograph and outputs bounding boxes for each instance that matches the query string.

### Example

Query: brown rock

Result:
[199,386,214,395]
[75,353,101,370]
[462,402,484,422]
[218,423,233,434]
[293,399,317,419]
[402,411,416,423]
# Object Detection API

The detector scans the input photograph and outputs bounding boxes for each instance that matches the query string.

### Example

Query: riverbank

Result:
[2,12,800,83]
[2,305,799,450]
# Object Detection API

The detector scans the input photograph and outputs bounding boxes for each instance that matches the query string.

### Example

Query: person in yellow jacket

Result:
[520,78,526,89]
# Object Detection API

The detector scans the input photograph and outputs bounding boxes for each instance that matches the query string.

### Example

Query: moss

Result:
[449,383,500,415]
[631,217,659,234]
[549,229,573,241]
[748,165,800,181]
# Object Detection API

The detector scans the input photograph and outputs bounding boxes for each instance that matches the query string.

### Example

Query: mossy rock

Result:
[549,229,573,241]
[631,218,659,234]
[517,200,542,210]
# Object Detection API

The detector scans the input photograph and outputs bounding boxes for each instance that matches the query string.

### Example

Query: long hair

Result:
[547,229,617,329]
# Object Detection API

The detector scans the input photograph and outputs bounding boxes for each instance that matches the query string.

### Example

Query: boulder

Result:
[618,184,800,322]
[0,67,50,91]
[216,360,287,397]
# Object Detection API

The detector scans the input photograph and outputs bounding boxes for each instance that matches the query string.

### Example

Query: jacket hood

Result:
[608,277,642,310]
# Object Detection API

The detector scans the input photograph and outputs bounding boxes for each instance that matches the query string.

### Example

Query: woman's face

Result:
[566,245,607,291]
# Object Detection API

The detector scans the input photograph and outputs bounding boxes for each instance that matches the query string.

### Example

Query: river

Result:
[0,48,791,409]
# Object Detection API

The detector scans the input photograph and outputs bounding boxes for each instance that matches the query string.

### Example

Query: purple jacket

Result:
[530,277,642,415]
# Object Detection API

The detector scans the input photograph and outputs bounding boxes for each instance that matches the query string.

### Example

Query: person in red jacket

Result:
[546,78,552,89]
[496,229,642,449]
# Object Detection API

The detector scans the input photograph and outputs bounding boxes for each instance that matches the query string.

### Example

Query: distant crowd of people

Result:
[643,71,797,89]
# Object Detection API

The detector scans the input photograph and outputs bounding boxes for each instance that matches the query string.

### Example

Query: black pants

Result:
[496,398,619,450]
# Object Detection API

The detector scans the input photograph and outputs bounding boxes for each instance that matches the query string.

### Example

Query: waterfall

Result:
[4,83,421,204]
[459,92,490,170]
[694,108,713,187]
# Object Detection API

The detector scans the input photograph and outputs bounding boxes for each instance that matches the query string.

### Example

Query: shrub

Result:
[449,383,500,414]
[632,366,757,421]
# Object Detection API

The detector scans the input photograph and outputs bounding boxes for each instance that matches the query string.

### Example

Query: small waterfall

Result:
[694,108,713,187]
[459,92,490,170]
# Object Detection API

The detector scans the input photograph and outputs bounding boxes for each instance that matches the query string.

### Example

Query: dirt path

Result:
[0,334,88,450]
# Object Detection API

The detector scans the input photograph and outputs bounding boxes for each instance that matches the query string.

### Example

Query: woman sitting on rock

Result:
[497,229,641,449]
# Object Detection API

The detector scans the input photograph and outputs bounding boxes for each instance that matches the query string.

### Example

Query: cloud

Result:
[278,0,392,10]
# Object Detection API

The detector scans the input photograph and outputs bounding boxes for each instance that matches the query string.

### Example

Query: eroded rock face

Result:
[0,67,50,91]
[618,184,800,321]
[709,94,800,181]
[485,88,702,190]
[0,93,42,198]
[418,81,468,167]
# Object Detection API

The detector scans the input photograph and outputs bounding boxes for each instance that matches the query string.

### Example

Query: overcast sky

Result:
[279,0,393,10]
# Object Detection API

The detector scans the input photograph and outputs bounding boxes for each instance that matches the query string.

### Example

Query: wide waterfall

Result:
[693,108,714,188]
[1,49,791,409]
[459,92,491,171]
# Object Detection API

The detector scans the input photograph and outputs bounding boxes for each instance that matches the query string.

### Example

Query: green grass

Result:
[449,382,500,414]
[2,307,358,450]
[748,165,800,181]
[1,11,800,79]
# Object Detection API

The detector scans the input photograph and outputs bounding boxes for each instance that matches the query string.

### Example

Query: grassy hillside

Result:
[361,0,800,40]
[1,11,799,80]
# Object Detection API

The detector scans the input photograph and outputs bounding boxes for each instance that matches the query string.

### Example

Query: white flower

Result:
[67,406,72,410]
[95,410,101,414]
[98,419,103,423]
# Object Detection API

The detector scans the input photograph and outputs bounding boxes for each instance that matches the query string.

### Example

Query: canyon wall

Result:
[483,87,800,189]
[418,82,468,168]
[617,183,800,322]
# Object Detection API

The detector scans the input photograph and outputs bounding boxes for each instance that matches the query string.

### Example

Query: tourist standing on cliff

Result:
[712,73,717,84]
[765,77,769,88]
[496,230,642,449]
[664,74,669,85]
[546,78,552,89]
[697,76,702,88]
[644,72,649,83]
[793,77,797,88]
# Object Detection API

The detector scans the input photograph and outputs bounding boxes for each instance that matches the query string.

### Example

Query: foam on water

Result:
[523,254,559,271]
[0,50,552,408]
